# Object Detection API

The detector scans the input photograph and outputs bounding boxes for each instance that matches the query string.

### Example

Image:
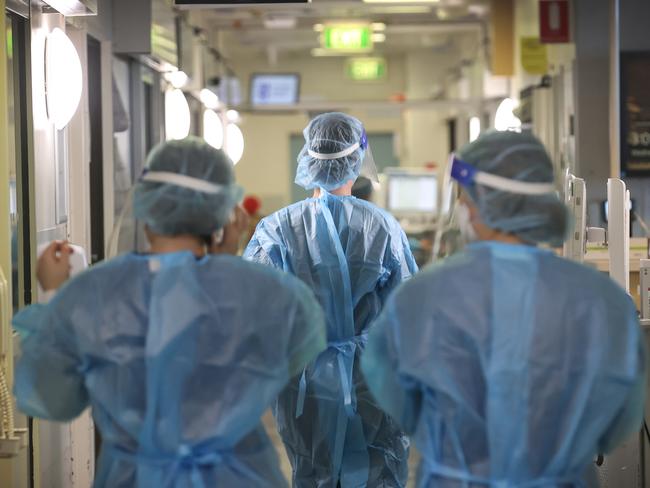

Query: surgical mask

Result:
[456,203,478,242]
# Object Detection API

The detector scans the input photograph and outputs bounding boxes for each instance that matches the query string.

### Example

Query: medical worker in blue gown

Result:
[362,131,647,488]
[14,138,327,488]
[244,113,418,487]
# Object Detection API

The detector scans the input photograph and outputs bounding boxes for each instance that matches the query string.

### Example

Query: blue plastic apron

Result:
[295,191,370,486]
[105,441,265,488]
[423,458,584,487]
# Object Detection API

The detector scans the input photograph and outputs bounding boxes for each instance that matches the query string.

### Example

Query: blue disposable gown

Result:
[362,241,647,488]
[14,251,326,488]
[244,193,418,488]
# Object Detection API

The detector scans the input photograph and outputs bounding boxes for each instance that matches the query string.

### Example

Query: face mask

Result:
[456,203,478,242]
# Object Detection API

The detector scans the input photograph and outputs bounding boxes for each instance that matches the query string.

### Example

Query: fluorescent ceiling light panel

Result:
[368,6,432,13]
[264,16,297,29]
[43,0,97,16]
[364,0,439,3]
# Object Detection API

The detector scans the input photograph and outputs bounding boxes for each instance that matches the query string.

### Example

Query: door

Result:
[1,9,35,488]
[112,57,164,255]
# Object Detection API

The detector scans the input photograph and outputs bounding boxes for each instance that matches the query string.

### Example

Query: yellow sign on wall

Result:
[520,37,548,74]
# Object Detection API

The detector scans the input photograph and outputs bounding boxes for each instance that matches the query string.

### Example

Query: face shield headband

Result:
[306,129,379,184]
[140,170,227,194]
[449,154,557,196]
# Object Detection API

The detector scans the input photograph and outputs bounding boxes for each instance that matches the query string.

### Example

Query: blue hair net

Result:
[457,131,569,246]
[134,137,243,236]
[295,112,369,191]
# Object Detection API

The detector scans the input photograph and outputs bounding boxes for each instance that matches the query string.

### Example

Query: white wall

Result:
[228,47,488,212]
[403,50,461,167]
[28,11,95,488]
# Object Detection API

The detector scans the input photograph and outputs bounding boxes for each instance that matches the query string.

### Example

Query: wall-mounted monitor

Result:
[250,73,300,106]
[621,52,650,176]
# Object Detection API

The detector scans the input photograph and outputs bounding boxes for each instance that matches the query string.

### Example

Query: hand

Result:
[211,206,250,255]
[37,241,73,291]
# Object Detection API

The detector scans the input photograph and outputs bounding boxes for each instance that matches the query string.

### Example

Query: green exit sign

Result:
[322,25,373,52]
[347,57,387,81]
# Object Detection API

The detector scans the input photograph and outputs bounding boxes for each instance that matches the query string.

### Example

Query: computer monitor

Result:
[386,172,438,215]
[250,73,300,106]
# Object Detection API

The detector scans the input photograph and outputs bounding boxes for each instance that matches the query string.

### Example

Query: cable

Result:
[632,210,650,237]
[644,419,650,445]
[0,364,14,439]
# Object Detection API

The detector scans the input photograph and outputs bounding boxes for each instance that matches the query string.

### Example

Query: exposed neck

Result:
[146,232,207,257]
[313,186,352,198]
[475,226,527,245]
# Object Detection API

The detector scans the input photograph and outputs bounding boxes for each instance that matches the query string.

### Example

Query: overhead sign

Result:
[175,0,308,5]
[322,25,373,52]
[346,57,387,81]
[520,37,548,75]
[539,0,570,43]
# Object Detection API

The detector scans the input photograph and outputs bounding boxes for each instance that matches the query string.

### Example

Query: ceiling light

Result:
[165,89,191,140]
[45,28,82,130]
[226,109,240,123]
[371,22,387,31]
[468,4,489,16]
[371,33,386,43]
[311,48,347,57]
[369,6,432,14]
[364,0,439,3]
[494,98,522,132]
[200,88,220,110]
[264,16,297,29]
[203,110,224,150]
[226,124,244,165]
[165,70,189,89]
[42,0,97,16]
[436,8,450,20]
[469,116,481,142]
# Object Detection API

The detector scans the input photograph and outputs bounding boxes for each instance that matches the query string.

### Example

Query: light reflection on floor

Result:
[263,410,420,487]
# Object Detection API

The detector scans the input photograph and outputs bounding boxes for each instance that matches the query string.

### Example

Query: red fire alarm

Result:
[539,0,570,43]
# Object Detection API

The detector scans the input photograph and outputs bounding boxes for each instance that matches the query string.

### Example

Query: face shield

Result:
[450,154,557,196]
[446,152,563,246]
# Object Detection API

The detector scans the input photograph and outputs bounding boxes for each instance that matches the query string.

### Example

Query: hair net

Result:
[134,137,243,236]
[457,131,569,246]
[295,112,375,191]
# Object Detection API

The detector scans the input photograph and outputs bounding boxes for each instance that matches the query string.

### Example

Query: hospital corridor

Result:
[1,0,650,487]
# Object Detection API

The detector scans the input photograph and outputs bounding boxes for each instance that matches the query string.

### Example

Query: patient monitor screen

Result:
[388,175,437,213]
